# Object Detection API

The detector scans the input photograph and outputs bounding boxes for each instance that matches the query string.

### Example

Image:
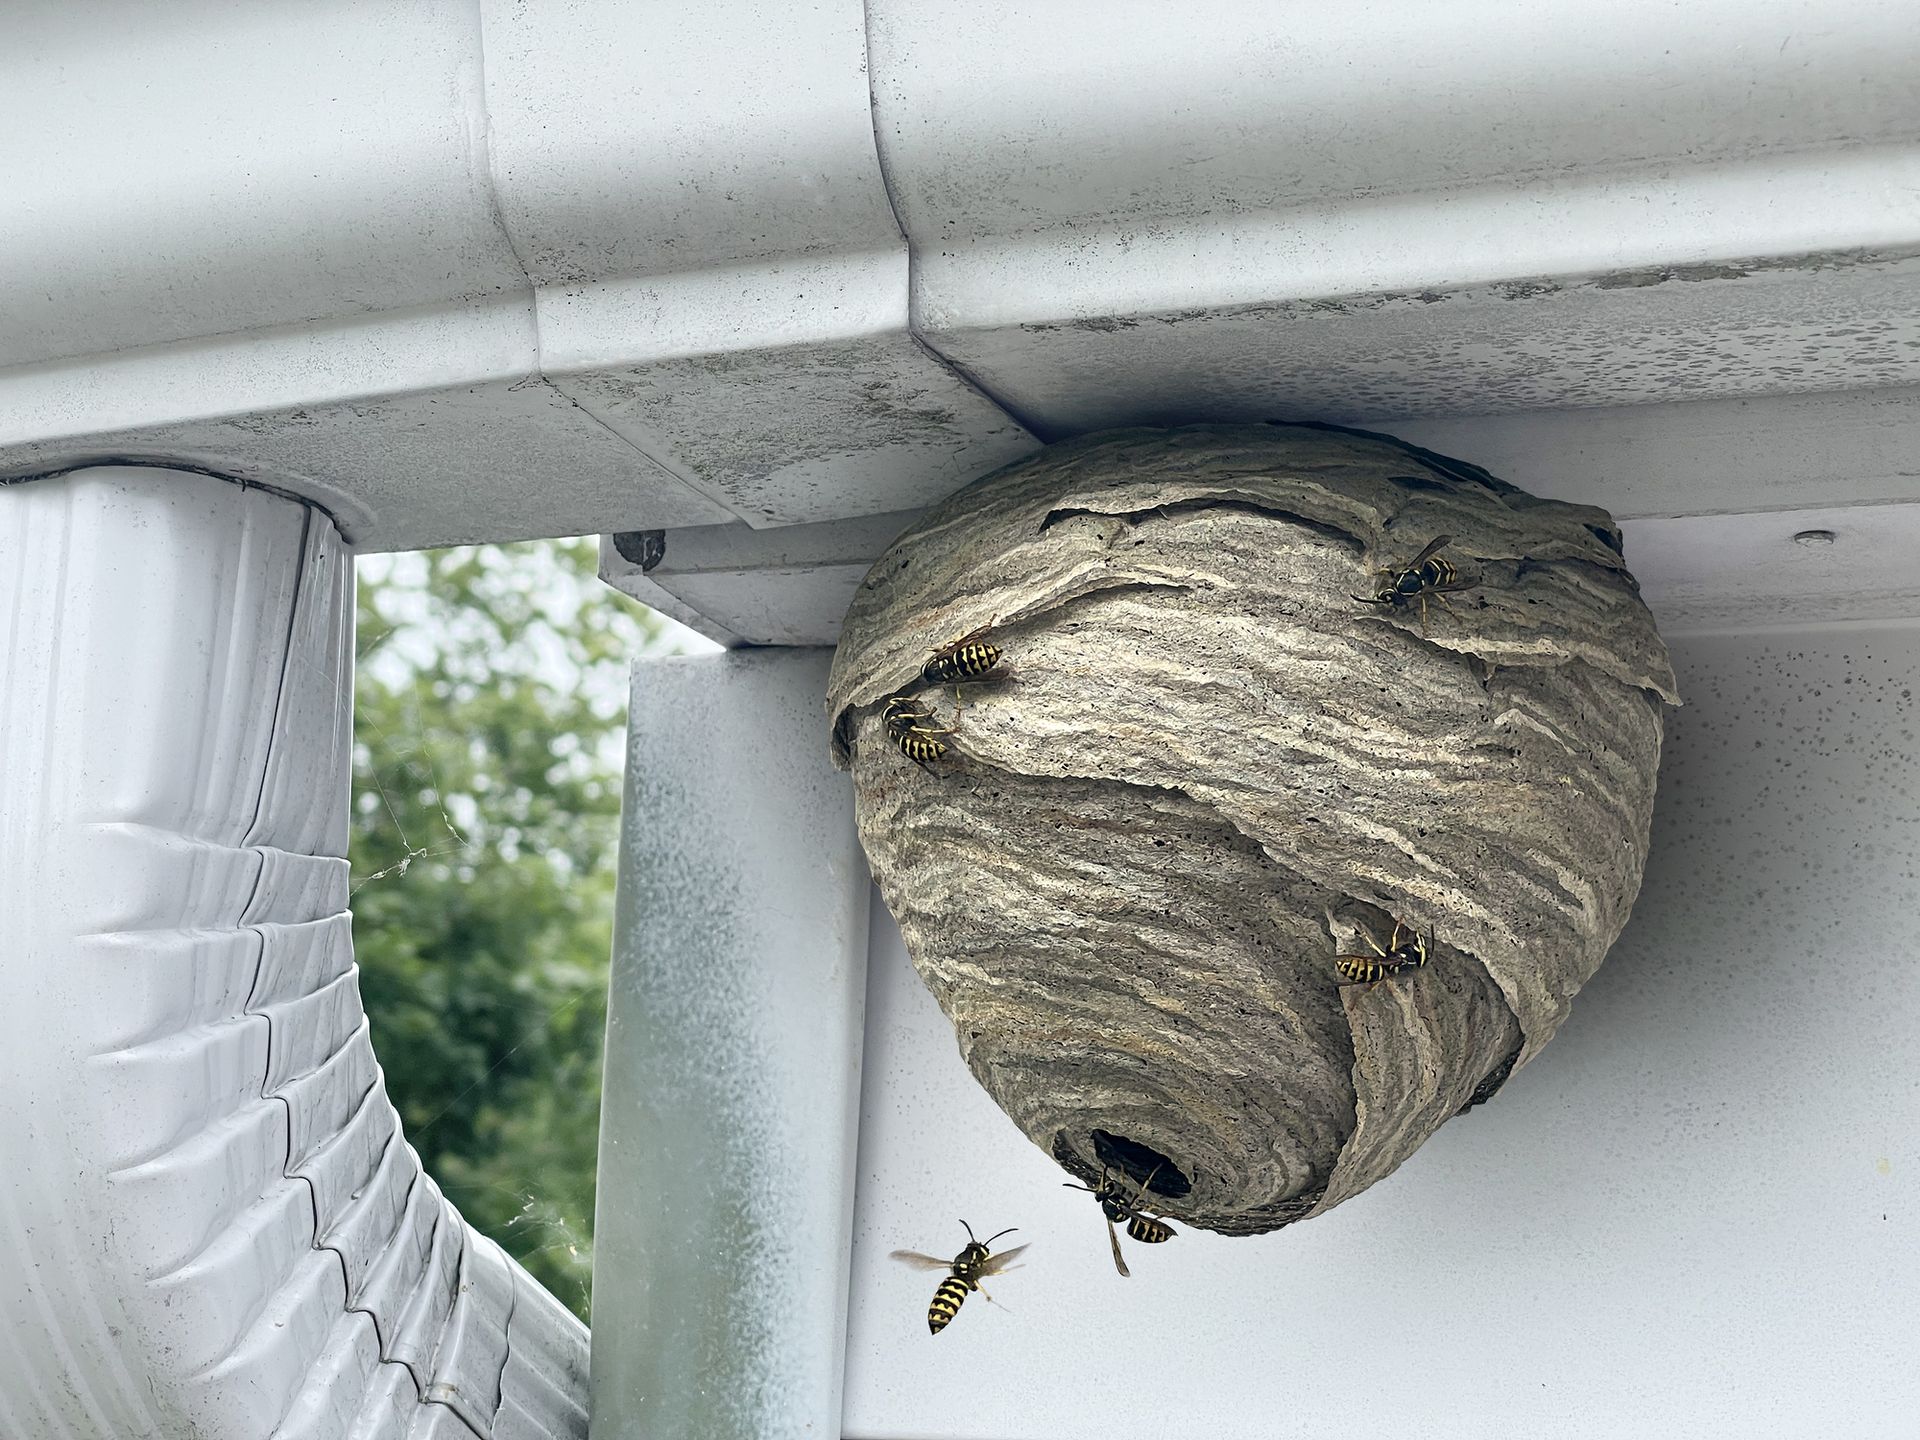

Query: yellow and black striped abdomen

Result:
[1126,1214,1174,1244]
[1335,954,1387,984]
[1421,556,1458,588]
[898,731,947,763]
[927,1276,972,1334]
[924,640,1002,685]
[882,694,950,765]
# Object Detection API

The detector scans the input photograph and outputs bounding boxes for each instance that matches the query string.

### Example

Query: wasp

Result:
[1333,918,1433,989]
[881,693,956,772]
[922,623,1004,688]
[920,623,1009,716]
[890,1221,1027,1334]
[1064,1165,1177,1277]
[1353,534,1476,632]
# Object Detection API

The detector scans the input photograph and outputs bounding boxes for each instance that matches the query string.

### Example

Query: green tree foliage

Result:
[349,538,680,1320]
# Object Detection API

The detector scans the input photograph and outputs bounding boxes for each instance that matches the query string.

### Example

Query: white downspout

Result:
[0,467,588,1440]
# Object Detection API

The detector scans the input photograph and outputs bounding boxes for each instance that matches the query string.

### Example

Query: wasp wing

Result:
[973,1243,1029,1277]
[889,1250,955,1272]
[1407,534,1454,568]
[1105,1218,1132,1278]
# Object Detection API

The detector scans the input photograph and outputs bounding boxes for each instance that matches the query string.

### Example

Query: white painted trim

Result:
[594,650,870,1440]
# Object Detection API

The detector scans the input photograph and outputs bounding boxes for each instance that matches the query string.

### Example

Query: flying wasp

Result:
[881,692,956,772]
[1333,917,1433,989]
[1353,534,1476,633]
[890,1221,1028,1335]
[1064,1165,1177,1278]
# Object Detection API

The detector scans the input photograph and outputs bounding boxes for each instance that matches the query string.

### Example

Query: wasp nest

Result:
[827,424,1677,1235]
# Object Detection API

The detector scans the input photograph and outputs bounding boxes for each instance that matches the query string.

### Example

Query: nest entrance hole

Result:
[1090,1129,1192,1198]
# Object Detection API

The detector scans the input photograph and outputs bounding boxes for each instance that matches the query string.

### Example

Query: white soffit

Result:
[4,0,1919,565]
[604,391,1920,646]
[603,489,1920,647]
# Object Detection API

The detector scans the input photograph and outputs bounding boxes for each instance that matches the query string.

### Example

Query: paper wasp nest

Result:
[826,424,1677,1234]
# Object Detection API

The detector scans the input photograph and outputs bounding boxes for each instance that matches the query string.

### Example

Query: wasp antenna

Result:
[982,1227,1019,1247]
[958,1219,978,1245]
